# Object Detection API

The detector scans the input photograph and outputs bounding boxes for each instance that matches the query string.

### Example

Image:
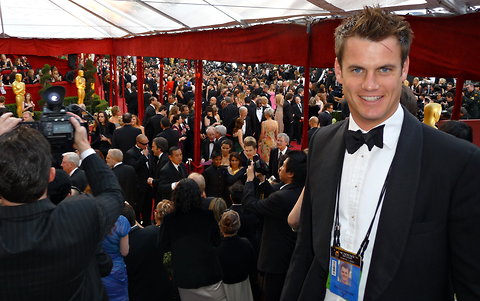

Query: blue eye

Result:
[351,68,363,73]
[379,67,392,73]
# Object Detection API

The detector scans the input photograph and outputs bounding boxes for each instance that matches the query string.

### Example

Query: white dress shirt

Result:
[325,104,403,301]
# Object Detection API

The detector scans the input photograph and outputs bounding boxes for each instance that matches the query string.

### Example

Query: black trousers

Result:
[260,272,286,301]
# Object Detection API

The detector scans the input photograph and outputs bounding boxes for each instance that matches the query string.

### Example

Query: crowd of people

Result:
[0,6,479,301]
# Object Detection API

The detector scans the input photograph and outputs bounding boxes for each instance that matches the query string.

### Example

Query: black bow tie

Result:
[345,125,384,154]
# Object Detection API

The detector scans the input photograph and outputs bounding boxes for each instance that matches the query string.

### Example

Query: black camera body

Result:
[254,159,270,176]
[22,86,88,165]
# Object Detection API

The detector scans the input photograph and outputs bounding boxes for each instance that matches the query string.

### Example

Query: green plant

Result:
[39,64,52,98]
[95,99,109,113]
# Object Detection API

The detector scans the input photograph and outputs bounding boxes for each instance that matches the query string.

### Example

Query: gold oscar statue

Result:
[423,102,442,128]
[12,73,25,118]
[76,70,86,105]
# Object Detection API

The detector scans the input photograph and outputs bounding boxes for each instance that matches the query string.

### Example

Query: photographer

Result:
[0,113,123,300]
[242,150,306,301]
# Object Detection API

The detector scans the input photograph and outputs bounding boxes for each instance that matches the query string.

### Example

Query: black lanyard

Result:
[333,164,392,258]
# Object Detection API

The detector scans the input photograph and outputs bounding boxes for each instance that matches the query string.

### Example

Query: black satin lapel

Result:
[309,120,348,273]
[364,110,423,300]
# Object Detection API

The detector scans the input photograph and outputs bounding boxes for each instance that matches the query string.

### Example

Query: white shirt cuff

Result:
[171,182,177,190]
[80,148,96,160]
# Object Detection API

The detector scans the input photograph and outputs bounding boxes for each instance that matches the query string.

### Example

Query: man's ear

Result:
[48,167,56,183]
[401,56,410,82]
[334,58,344,85]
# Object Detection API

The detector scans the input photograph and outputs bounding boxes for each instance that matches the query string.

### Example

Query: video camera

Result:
[23,86,90,160]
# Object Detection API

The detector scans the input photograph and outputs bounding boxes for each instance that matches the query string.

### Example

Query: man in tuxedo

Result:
[142,96,159,126]
[202,152,224,198]
[125,82,138,115]
[291,95,304,143]
[157,146,188,200]
[145,105,167,146]
[201,126,217,161]
[147,137,170,203]
[283,92,294,139]
[112,113,142,155]
[318,102,334,127]
[124,134,153,225]
[106,148,136,206]
[243,151,306,301]
[307,116,320,143]
[251,98,265,141]
[221,96,239,131]
[268,133,290,182]
[282,7,480,301]
[61,151,87,192]
[0,113,123,300]
[156,117,179,150]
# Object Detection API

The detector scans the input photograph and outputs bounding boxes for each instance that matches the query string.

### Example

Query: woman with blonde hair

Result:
[274,87,284,133]
[109,106,122,128]
[258,108,278,162]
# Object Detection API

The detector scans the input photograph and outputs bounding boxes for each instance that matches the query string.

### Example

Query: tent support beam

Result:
[133,0,191,29]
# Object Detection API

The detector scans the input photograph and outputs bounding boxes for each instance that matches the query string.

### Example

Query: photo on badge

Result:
[328,256,361,301]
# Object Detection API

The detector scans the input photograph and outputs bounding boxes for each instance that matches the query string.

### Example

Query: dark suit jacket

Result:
[125,88,138,115]
[142,104,156,126]
[0,153,123,301]
[112,125,142,156]
[124,146,151,192]
[150,153,170,201]
[268,148,290,181]
[125,225,173,301]
[201,138,217,161]
[243,181,302,274]
[157,161,188,200]
[203,165,225,197]
[281,107,480,301]
[161,208,222,289]
[283,100,293,126]
[318,111,333,127]
[71,168,88,192]
[156,128,179,150]
[112,163,137,204]
[145,113,165,145]
[221,103,239,131]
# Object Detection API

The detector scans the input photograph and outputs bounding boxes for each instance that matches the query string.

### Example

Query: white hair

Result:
[62,152,80,167]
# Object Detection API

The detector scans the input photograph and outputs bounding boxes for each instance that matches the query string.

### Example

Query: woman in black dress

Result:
[91,111,116,157]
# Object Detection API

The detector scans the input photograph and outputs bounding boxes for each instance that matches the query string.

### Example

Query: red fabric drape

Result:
[0,13,479,80]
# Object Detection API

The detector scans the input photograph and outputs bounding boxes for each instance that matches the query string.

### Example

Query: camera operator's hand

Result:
[246,161,255,182]
[68,113,90,153]
[0,112,21,135]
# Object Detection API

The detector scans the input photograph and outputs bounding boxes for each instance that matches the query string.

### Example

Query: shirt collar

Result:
[348,104,403,150]
[69,167,78,177]
[113,162,122,168]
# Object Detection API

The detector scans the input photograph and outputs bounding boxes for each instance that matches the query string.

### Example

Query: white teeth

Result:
[361,96,381,102]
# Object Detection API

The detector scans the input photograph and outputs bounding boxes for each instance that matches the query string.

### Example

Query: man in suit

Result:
[281,7,480,301]
[201,126,217,161]
[156,117,179,150]
[61,151,88,192]
[291,95,304,143]
[145,105,167,146]
[318,102,334,127]
[112,113,142,155]
[125,82,138,115]
[243,151,306,301]
[157,146,188,201]
[221,96,239,131]
[307,116,320,143]
[0,113,123,300]
[251,97,265,141]
[147,137,170,203]
[268,133,290,182]
[124,134,153,225]
[106,148,136,206]
[283,92,294,139]
[202,152,224,198]
[142,96,159,126]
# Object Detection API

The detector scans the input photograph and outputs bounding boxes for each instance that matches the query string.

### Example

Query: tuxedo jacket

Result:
[145,113,165,144]
[201,138,217,161]
[222,103,239,131]
[157,161,188,200]
[268,148,290,181]
[156,128,179,150]
[291,102,303,122]
[112,163,137,204]
[281,107,480,301]
[124,146,151,193]
[203,165,225,198]
[243,181,303,274]
[112,125,142,156]
[0,153,123,301]
[71,168,88,192]
[142,105,156,126]
[150,153,170,201]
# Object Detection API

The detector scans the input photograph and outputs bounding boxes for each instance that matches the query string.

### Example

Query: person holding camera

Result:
[242,150,306,301]
[0,112,124,300]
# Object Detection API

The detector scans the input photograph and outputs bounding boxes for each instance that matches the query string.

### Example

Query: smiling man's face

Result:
[335,36,409,131]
